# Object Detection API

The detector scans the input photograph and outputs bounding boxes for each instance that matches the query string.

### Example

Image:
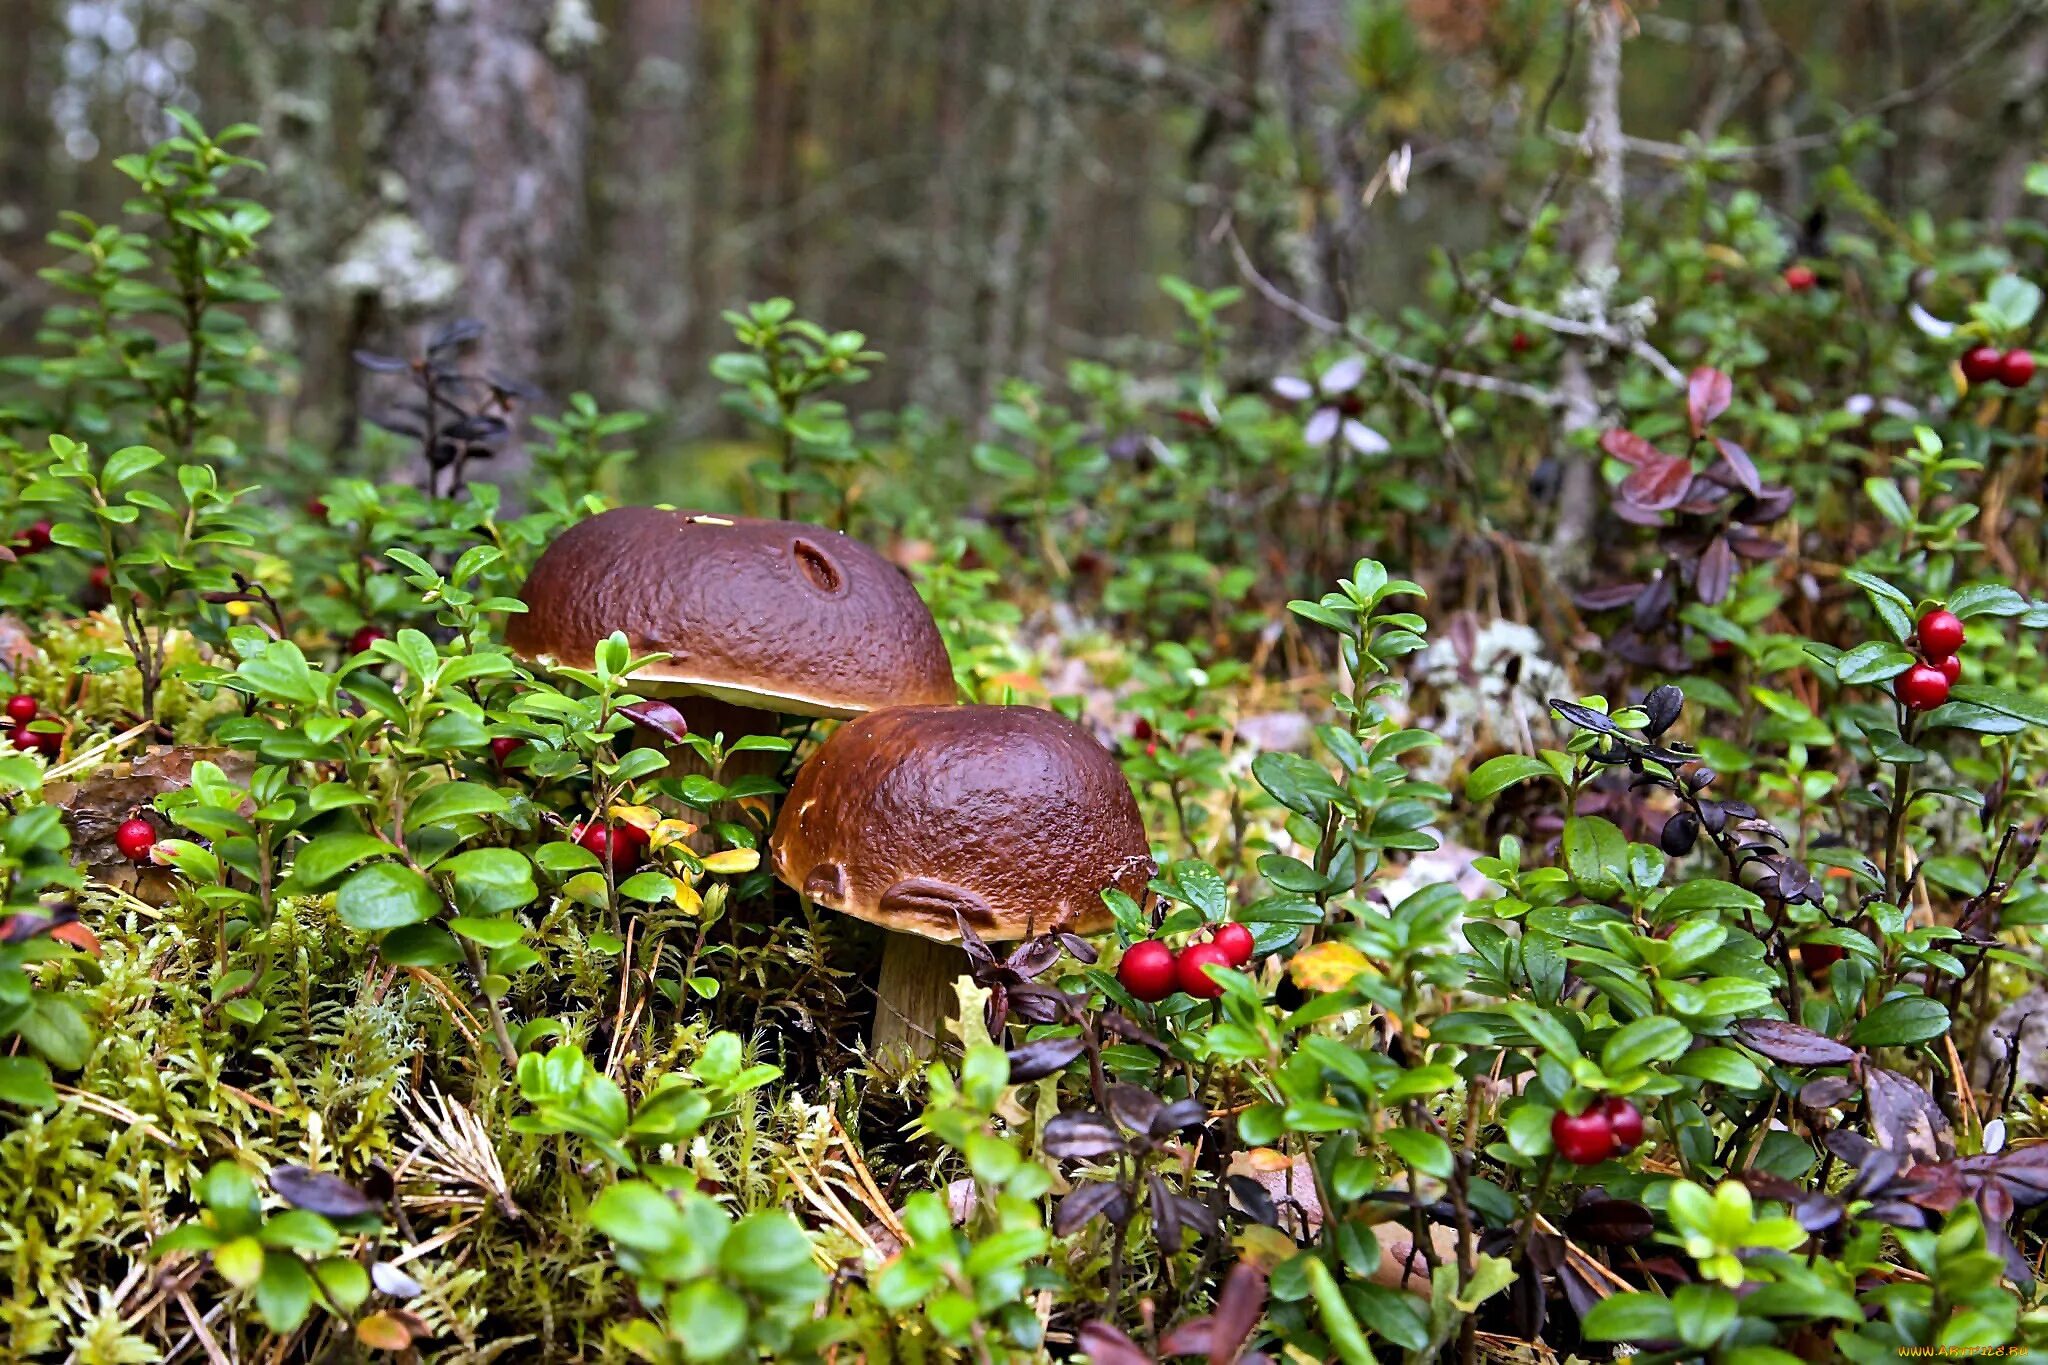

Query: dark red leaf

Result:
[1600,429,1664,468]
[1076,1321,1154,1365]
[1005,1034,1085,1082]
[1695,535,1737,605]
[1868,1067,1952,1164]
[619,699,689,744]
[1688,367,1733,437]
[1714,438,1762,496]
[1733,1018,1857,1067]
[1206,1263,1269,1364]
[1056,1180,1131,1235]
[1620,453,1696,511]
[1045,1112,1125,1159]
[271,1166,379,1217]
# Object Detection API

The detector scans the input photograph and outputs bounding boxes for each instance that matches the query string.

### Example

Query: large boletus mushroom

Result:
[506,506,956,831]
[771,704,1156,1060]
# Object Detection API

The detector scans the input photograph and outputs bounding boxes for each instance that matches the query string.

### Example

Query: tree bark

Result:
[594,0,699,412]
[1547,1,1625,571]
[364,0,591,446]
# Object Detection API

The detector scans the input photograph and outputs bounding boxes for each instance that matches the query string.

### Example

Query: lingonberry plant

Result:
[5,97,2048,1365]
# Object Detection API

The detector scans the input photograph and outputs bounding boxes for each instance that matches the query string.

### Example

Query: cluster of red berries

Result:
[1898,607,1965,713]
[1116,923,1256,1002]
[1550,1097,1645,1166]
[3,694,59,757]
[575,819,651,870]
[115,816,160,864]
[1960,345,2035,389]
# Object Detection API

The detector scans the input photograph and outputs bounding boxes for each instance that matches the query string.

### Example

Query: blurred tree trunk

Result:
[979,0,1069,414]
[1271,0,1362,322]
[594,0,699,412]
[364,0,591,422]
[914,0,988,416]
[1547,0,1625,569]
[743,0,811,303]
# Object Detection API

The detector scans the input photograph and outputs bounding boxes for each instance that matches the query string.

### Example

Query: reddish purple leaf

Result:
[620,699,690,744]
[1733,1018,1857,1067]
[1600,429,1663,468]
[1077,1322,1153,1365]
[1696,535,1737,605]
[1620,452,1695,511]
[1714,438,1762,496]
[1688,366,1733,437]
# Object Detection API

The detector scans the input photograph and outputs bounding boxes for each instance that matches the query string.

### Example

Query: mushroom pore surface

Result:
[771,704,1155,941]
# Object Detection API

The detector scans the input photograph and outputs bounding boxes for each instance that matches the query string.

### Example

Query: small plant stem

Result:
[1510,1151,1558,1264]
[461,936,519,1068]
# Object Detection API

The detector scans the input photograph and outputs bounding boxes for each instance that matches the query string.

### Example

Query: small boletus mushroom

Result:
[770,704,1156,1059]
[506,506,955,831]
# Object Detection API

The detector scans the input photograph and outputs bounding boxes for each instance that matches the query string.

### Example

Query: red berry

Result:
[306,497,329,519]
[1916,609,1965,658]
[1961,346,2004,384]
[1601,1098,1645,1152]
[1782,265,1817,292]
[348,626,386,654]
[577,820,648,869]
[28,727,59,757]
[18,521,52,553]
[88,564,110,593]
[1212,922,1256,967]
[1132,717,1155,742]
[1176,940,1233,999]
[1509,330,1532,353]
[1999,348,2036,387]
[1117,940,1178,1003]
[1898,661,1951,712]
[5,695,36,724]
[1803,942,1848,973]
[1551,1108,1616,1166]
[1939,654,1962,685]
[115,818,158,863]
[489,736,523,765]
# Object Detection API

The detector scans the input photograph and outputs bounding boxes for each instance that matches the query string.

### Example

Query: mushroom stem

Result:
[872,933,973,1061]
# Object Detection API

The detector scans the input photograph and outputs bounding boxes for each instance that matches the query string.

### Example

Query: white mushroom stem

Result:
[872,934,973,1061]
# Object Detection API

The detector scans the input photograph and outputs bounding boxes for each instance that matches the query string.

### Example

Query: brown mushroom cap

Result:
[770,704,1156,941]
[505,506,955,718]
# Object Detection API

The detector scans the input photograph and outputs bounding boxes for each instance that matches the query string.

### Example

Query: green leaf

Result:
[1563,816,1628,901]
[1672,1283,1737,1349]
[1381,1126,1454,1179]
[16,996,91,1070]
[101,444,165,487]
[439,847,538,916]
[448,916,525,948]
[213,1235,265,1290]
[259,1210,338,1255]
[0,1056,56,1109]
[722,1210,816,1288]
[1987,273,2042,330]
[1465,754,1554,802]
[335,863,440,932]
[1862,477,1913,528]
[1850,994,1950,1047]
[590,1180,688,1254]
[254,1253,315,1333]
[1948,583,2029,619]
[1950,683,2048,728]
[290,832,394,889]
[313,1256,369,1313]
[1580,1290,1676,1342]
[667,1280,749,1360]
[380,923,463,966]
[1832,641,1915,686]
[403,781,508,832]
[1602,1016,1692,1073]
